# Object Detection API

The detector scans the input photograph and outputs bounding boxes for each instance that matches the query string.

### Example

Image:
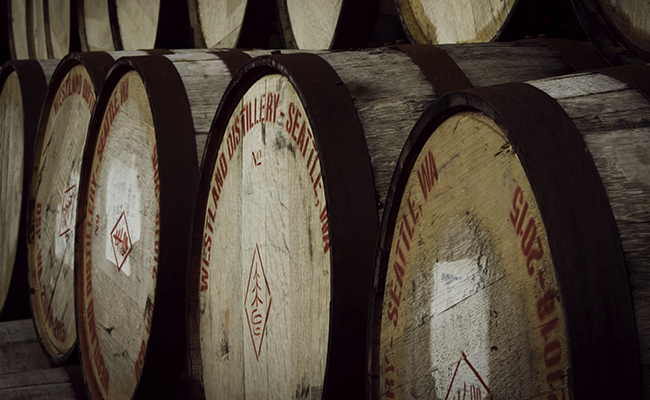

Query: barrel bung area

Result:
[0,0,649,399]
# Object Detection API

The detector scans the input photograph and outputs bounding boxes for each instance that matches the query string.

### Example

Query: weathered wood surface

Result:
[27,0,71,59]
[372,67,649,398]
[572,0,649,63]
[396,0,585,44]
[0,319,50,374]
[7,0,30,60]
[114,0,160,51]
[28,0,49,59]
[0,319,86,399]
[597,0,649,58]
[78,0,115,51]
[188,0,267,48]
[187,41,602,399]
[0,59,57,320]
[277,0,404,49]
[28,52,118,364]
[46,0,71,59]
[74,50,259,399]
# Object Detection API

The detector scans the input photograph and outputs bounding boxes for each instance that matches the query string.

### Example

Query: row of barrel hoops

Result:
[0,0,649,399]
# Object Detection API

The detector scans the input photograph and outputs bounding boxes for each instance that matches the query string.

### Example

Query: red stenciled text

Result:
[53,73,95,115]
[509,186,565,399]
[96,78,129,162]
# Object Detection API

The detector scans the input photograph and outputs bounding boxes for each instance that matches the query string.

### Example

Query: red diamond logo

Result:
[58,185,76,237]
[445,352,493,400]
[245,244,272,361]
[110,211,132,271]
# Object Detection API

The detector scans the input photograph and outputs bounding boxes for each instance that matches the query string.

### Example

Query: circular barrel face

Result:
[77,70,159,399]
[48,0,71,59]
[80,0,115,51]
[397,0,516,44]
[197,74,331,398]
[597,0,650,58]
[29,64,97,360]
[115,0,160,51]
[285,0,343,49]
[378,112,569,399]
[197,0,248,48]
[0,72,23,313]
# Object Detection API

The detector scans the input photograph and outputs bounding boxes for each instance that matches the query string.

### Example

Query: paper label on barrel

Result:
[0,72,23,312]
[80,71,158,399]
[199,74,330,398]
[30,64,96,355]
[379,112,569,399]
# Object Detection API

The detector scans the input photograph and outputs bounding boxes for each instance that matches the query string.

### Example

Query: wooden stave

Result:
[0,59,57,322]
[27,51,116,365]
[369,65,650,398]
[4,0,30,60]
[27,0,72,60]
[571,0,649,64]
[186,41,607,399]
[0,319,87,399]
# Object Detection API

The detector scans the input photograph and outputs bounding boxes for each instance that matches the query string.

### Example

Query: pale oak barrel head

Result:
[78,0,115,51]
[188,54,378,399]
[0,59,56,322]
[27,51,115,364]
[571,0,650,64]
[277,0,390,49]
[75,55,197,399]
[396,0,586,45]
[4,0,30,60]
[188,0,275,49]
[371,66,650,398]
[46,0,72,59]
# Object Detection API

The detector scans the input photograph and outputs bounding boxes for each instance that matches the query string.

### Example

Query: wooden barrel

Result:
[73,49,268,399]
[276,0,406,49]
[0,319,86,399]
[370,64,650,398]
[186,40,608,399]
[78,0,189,52]
[0,59,57,322]
[571,0,650,64]
[187,0,275,49]
[27,0,71,60]
[1,0,30,61]
[396,0,586,44]
[27,50,131,365]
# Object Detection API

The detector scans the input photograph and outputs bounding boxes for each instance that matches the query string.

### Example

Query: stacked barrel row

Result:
[1,38,649,399]
[1,0,650,65]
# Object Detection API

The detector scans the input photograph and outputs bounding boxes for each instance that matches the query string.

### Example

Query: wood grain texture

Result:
[9,0,30,59]
[284,0,343,49]
[397,0,516,44]
[28,0,49,59]
[373,68,649,398]
[0,319,51,376]
[597,0,650,57]
[529,71,650,396]
[198,74,331,399]
[78,0,115,51]
[378,112,569,399]
[195,0,247,48]
[77,70,159,400]
[0,72,24,316]
[28,58,105,364]
[114,0,160,51]
[46,0,71,59]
